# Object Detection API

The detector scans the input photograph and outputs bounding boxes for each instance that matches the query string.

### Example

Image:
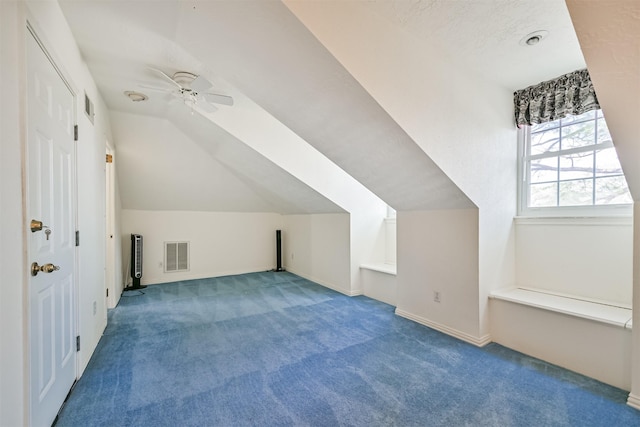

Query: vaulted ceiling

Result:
[58,0,586,214]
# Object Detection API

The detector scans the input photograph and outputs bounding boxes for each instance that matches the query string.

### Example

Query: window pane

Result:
[595,147,623,177]
[561,120,595,149]
[521,109,632,212]
[530,157,558,183]
[559,151,593,180]
[530,128,560,155]
[530,182,557,207]
[596,118,612,144]
[559,179,593,206]
[595,176,633,205]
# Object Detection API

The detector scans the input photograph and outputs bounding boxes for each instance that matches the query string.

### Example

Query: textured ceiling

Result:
[366,0,585,91]
[57,0,585,213]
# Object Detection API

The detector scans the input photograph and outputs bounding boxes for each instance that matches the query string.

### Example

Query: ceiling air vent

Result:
[164,241,189,273]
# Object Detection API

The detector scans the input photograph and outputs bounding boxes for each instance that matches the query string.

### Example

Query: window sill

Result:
[490,287,632,329]
[360,263,397,276]
[516,204,633,220]
[514,215,632,226]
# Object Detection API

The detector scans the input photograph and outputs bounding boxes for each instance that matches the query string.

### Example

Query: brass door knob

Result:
[31,262,60,276]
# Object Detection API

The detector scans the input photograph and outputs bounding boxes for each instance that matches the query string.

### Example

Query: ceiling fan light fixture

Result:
[172,71,198,86]
[124,91,148,102]
[519,30,548,47]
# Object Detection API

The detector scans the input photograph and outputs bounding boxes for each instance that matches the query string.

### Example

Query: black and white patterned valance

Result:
[514,69,600,127]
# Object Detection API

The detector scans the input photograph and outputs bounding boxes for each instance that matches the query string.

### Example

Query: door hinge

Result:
[75,230,80,247]
[74,124,78,141]
[106,154,113,163]
[76,336,80,352]
[106,288,109,297]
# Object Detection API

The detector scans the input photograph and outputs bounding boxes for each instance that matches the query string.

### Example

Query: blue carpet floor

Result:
[56,272,640,426]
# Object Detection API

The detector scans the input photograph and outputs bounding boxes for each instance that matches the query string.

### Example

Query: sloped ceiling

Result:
[565,0,640,200]
[58,0,585,213]
[111,109,344,214]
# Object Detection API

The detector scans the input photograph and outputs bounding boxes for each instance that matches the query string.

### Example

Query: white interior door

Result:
[26,28,77,427]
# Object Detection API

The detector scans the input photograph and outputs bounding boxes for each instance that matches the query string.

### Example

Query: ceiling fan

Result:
[141,68,234,113]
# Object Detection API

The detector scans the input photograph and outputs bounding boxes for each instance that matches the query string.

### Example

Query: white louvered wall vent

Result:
[84,92,95,124]
[164,241,189,273]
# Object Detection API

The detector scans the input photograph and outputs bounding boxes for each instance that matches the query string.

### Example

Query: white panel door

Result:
[26,29,76,427]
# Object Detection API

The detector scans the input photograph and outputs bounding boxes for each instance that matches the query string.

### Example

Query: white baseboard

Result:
[285,267,360,296]
[395,308,491,347]
[627,393,640,410]
[139,267,273,286]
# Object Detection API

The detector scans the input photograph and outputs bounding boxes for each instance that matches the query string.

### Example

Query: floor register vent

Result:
[165,241,189,273]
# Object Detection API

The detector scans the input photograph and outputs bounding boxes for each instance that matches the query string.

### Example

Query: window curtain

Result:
[514,69,600,127]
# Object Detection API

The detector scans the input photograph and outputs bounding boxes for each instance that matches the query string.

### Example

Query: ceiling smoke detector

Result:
[520,30,549,46]
[124,91,148,102]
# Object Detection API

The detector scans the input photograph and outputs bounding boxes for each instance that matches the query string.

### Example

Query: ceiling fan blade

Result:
[202,92,234,106]
[148,67,182,89]
[197,101,218,114]
[191,75,213,92]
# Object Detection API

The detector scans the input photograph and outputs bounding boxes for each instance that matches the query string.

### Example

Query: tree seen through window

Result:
[525,110,632,208]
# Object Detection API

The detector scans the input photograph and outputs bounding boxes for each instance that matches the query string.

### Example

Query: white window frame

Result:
[517,112,632,218]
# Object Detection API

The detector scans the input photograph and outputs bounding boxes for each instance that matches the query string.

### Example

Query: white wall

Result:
[121,210,282,286]
[282,213,352,294]
[515,218,633,306]
[191,80,388,295]
[286,1,516,343]
[75,80,109,365]
[396,209,485,344]
[384,217,396,265]
[0,3,27,425]
[113,152,124,302]
[491,298,632,390]
[565,1,640,406]
[0,2,114,423]
[361,269,397,306]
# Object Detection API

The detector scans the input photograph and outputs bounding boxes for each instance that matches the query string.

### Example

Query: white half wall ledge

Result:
[360,263,397,276]
[490,287,633,329]
[395,308,492,347]
[490,297,632,390]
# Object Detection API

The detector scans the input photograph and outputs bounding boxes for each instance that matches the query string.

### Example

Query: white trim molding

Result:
[514,215,633,226]
[627,393,640,410]
[395,308,491,347]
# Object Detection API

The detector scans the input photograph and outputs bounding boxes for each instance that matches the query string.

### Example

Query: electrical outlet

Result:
[433,291,441,303]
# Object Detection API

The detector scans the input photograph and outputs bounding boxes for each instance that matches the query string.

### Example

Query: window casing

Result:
[518,110,632,216]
